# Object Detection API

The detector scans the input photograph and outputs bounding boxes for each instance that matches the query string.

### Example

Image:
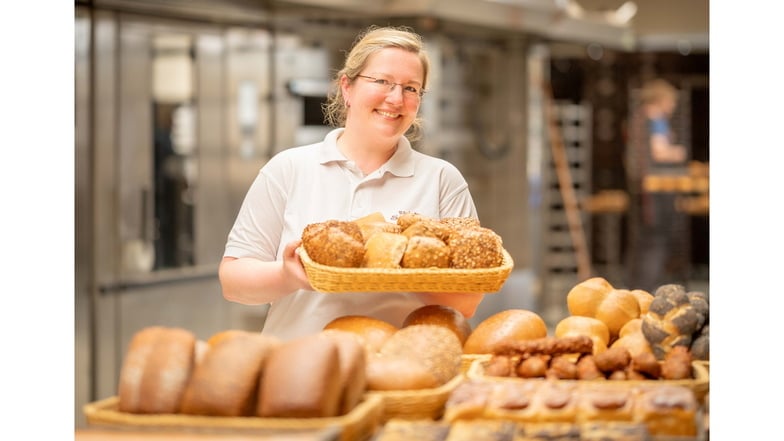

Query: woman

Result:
[219,25,484,340]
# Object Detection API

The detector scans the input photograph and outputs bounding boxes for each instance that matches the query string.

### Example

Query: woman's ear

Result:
[340,74,352,104]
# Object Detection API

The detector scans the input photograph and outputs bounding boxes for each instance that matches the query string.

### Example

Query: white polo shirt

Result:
[224,128,478,340]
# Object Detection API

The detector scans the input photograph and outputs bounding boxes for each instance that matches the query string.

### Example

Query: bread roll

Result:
[629,289,654,315]
[323,315,398,355]
[567,278,640,339]
[301,220,365,267]
[463,309,548,354]
[554,316,610,355]
[401,235,450,268]
[402,304,472,346]
[362,232,408,268]
[117,326,196,414]
[378,324,463,386]
[401,219,454,242]
[180,333,280,416]
[447,227,504,269]
[641,284,699,360]
[257,334,343,418]
[396,212,428,230]
[357,221,403,243]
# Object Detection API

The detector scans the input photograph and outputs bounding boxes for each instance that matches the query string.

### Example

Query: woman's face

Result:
[341,47,424,145]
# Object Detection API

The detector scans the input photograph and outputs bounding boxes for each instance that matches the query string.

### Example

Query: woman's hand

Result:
[282,239,314,292]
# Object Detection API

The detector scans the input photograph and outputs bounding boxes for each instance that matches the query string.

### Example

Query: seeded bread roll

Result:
[401,219,454,242]
[401,235,451,269]
[440,217,481,229]
[396,212,429,230]
[447,227,504,269]
[301,220,365,267]
[377,324,463,386]
[117,326,197,415]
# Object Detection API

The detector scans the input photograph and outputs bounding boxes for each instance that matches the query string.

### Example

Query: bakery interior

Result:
[74,0,711,438]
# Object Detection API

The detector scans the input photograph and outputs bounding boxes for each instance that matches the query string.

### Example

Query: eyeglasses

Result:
[355,75,425,98]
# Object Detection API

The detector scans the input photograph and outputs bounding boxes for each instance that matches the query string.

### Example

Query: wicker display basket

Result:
[83,394,383,441]
[366,374,465,423]
[466,357,710,401]
[298,248,514,294]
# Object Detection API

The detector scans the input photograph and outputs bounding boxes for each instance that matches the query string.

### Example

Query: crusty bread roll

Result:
[401,235,450,268]
[610,330,653,359]
[205,329,252,347]
[377,324,463,386]
[323,315,398,356]
[396,212,428,230]
[402,304,472,346]
[554,316,610,355]
[401,219,454,242]
[180,332,280,416]
[463,309,548,354]
[257,334,343,418]
[117,326,196,414]
[447,226,504,269]
[301,220,365,267]
[316,330,368,415]
[357,221,403,243]
[362,232,408,268]
[567,278,640,339]
[641,284,700,360]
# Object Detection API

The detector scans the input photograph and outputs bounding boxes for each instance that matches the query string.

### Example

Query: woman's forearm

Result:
[414,292,485,318]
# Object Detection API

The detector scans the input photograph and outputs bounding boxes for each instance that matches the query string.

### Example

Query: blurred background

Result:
[74,0,709,428]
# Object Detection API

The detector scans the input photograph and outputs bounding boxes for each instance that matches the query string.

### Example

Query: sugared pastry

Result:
[484,380,540,424]
[444,379,495,422]
[531,380,579,423]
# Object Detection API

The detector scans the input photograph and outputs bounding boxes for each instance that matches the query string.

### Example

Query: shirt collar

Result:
[317,128,415,178]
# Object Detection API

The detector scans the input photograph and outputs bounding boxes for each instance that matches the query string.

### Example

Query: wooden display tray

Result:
[83,394,383,441]
[298,248,514,294]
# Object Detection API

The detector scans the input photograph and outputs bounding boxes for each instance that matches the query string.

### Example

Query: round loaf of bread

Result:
[323,315,398,356]
[180,332,280,416]
[463,309,548,354]
[365,356,439,391]
[117,326,197,414]
[630,289,655,315]
[402,304,472,346]
[378,324,463,386]
[301,220,365,267]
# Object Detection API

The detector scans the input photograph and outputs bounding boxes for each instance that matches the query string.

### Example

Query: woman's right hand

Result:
[282,239,314,292]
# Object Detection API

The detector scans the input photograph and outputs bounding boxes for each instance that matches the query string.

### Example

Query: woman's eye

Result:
[375,79,390,86]
[404,86,419,94]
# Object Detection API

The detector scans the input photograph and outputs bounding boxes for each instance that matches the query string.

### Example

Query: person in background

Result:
[218,25,484,340]
[626,78,690,293]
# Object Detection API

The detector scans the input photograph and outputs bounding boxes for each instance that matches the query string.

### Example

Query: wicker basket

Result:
[366,374,465,423]
[298,248,514,294]
[466,358,710,401]
[83,394,383,441]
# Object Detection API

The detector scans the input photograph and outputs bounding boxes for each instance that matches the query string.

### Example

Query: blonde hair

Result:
[640,79,678,106]
[323,25,430,142]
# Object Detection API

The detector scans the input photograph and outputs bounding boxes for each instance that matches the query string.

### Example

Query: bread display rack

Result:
[298,248,514,294]
[83,394,383,441]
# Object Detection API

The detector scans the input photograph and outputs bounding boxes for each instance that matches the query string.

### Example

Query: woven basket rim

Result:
[298,247,514,294]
